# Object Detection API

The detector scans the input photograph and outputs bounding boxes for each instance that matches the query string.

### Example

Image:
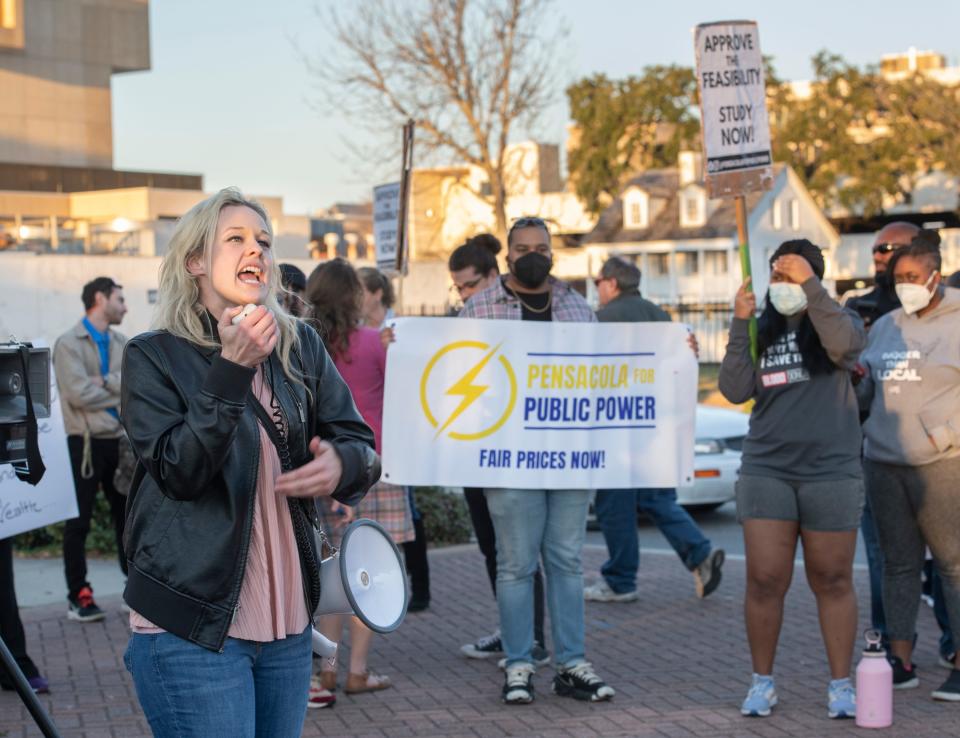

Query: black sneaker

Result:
[67,587,105,623]
[693,549,725,598]
[552,662,615,702]
[932,669,960,702]
[460,629,502,659]
[888,655,919,689]
[502,663,534,704]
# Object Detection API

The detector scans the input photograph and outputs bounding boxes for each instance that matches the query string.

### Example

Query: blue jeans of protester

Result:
[595,488,711,594]
[484,488,590,669]
[125,626,312,738]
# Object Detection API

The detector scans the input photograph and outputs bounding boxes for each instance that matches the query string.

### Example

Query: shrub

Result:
[15,492,119,555]
[412,486,472,546]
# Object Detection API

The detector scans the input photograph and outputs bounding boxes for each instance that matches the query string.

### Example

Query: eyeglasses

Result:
[872,242,907,255]
[450,276,484,295]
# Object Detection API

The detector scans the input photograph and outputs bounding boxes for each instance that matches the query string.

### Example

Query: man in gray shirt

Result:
[585,257,724,602]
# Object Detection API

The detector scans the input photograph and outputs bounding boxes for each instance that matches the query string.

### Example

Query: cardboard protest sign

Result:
[694,20,774,198]
[373,182,401,272]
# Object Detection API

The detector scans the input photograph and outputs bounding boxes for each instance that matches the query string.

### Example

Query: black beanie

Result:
[769,239,825,279]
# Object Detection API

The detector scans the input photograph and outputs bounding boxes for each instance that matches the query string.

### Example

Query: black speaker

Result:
[0,344,50,466]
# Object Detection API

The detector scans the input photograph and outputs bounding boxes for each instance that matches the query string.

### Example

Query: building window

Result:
[0,0,16,29]
[679,188,706,228]
[770,198,782,229]
[676,252,699,276]
[623,188,648,229]
[649,253,669,276]
[790,199,800,230]
[703,250,728,276]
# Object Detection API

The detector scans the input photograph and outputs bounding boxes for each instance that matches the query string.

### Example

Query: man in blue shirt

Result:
[53,277,128,622]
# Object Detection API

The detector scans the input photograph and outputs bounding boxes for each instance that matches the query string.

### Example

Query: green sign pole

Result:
[734,196,758,362]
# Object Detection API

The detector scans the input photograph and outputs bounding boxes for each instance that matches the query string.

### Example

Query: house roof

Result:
[584,164,786,244]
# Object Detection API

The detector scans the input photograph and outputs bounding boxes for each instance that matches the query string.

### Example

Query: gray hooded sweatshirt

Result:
[719,278,866,481]
[857,286,960,466]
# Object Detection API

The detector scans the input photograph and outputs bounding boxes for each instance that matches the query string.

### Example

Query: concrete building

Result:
[0,0,309,261]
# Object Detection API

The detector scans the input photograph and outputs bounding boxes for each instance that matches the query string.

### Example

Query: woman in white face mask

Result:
[856,231,960,701]
[719,239,868,719]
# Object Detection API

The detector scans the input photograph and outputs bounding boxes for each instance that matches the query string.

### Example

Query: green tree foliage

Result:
[568,52,960,217]
[566,66,699,214]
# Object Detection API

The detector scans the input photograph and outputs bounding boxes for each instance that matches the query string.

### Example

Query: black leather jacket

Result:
[120,321,379,652]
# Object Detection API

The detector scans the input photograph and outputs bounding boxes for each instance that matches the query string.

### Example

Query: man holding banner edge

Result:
[459,216,616,705]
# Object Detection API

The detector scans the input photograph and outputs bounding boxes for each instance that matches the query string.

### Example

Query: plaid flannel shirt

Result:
[458,277,597,323]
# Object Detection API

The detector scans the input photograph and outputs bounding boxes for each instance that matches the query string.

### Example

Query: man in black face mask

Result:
[459,218,615,706]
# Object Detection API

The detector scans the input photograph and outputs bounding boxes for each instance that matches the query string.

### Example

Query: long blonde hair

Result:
[154,187,302,382]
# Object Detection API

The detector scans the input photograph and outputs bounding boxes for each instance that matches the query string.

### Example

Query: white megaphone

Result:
[311,519,408,658]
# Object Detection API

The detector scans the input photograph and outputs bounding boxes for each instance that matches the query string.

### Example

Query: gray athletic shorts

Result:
[735,474,865,531]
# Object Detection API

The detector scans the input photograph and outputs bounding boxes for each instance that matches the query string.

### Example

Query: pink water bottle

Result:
[856,629,893,728]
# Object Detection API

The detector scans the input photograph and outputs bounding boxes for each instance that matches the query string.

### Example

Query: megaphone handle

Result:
[311,628,338,661]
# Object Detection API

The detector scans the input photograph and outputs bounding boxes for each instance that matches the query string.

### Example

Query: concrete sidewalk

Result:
[2,544,956,737]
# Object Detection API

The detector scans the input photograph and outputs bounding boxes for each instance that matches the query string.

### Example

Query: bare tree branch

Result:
[306,0,565,239]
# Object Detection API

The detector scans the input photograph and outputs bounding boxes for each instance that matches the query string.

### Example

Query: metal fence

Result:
[663,304,733,363]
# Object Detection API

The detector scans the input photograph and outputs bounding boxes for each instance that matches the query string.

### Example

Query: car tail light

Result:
[694,469,721,478]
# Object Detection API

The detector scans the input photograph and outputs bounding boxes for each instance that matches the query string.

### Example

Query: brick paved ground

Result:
[1,545,956,737]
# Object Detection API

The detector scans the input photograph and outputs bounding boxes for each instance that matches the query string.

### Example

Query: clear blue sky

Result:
[112,0,960,215]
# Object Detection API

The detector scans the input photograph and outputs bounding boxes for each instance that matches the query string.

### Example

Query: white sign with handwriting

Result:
[0,380,77,540]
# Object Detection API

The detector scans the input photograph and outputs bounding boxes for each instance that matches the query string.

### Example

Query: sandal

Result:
[319,670,337,692]
[344,670,392,694]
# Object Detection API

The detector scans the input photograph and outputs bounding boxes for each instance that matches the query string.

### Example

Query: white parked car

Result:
[585,403,748,528]
[682,404,749,510]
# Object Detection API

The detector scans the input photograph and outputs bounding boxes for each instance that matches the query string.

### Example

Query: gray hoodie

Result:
[719,278,866,481]
[858,287,960,466]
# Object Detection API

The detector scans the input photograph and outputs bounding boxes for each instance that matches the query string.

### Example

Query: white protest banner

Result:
[382,319,697,489]
[0,378,77,540]
[373,182,401,272]
[695,20,773,197]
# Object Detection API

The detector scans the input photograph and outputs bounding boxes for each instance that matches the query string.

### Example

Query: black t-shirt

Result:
[503,280,552,321]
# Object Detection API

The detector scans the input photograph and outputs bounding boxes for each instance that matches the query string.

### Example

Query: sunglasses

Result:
[593,276,609,287]
[508,216,548,240]
[872,242,906,255]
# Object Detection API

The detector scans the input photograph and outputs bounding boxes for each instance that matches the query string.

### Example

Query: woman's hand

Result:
[687,331,700,359]
[330,499,356,523]
[379,325,396,351]
[275,437,344,498]
[219,306,278,367]
[734,278,757,319]
[773,254,815,284]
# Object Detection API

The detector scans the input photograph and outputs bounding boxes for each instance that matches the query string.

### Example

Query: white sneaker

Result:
[583,580,638,603]
[502,663,535,704]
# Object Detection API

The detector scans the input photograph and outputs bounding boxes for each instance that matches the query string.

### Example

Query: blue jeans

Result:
[595,488,711,594]
[484,488,590,668]
[124,626,312,738]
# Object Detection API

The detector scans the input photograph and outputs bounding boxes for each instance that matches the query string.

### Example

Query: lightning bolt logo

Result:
[434,342,502,439]
[419,340,518,441]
